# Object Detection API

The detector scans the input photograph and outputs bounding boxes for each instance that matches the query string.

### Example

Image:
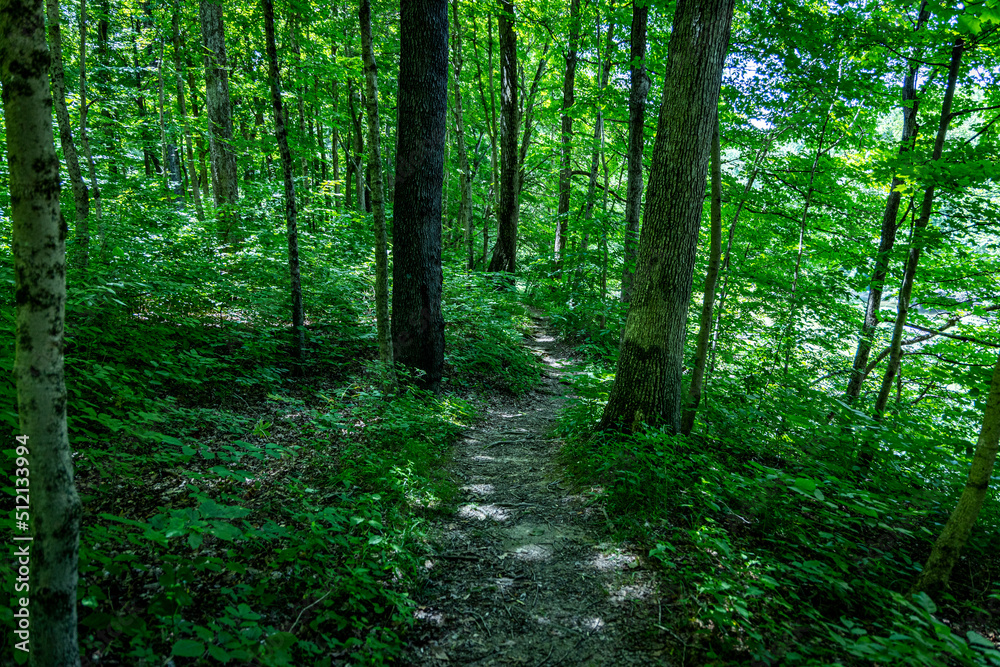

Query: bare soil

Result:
[402,313,676,666]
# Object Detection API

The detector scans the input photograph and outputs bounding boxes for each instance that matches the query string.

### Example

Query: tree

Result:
[451,0,476,271]
[392,0,448,391]
[360,0,391,365]
[597,0,735,434]
[487,0,518,275]
[912,350,1000,596]
[199,0,239,241]
[262,0,304,359]
[553,0,581,276]
[621,0,649,305]
[2,0,82,662]
[46,0,90,268]
[173,4,205,221]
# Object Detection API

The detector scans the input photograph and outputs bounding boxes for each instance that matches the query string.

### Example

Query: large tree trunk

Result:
[621,0,649,304]
[681,118,723,436]
[871,37,963,423]
[46,0,90,268]
[912,351,1000,596]
[554,0,581,276]
[360,0,392,365]
[1,0,82,662]
[392,0,448,392]
[845,3,929,403]
[173,8,205,221]
[597,0,735,434]
[262,0,304,360]
[487,0,518,275]
[451,0,476,270]
[199,0,239,241]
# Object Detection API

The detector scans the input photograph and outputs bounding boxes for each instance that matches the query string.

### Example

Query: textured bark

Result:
[597,0,734,434]
[872,38,963,422]
[2,0,82,662]
[681,119,723,436]
[845,3,929,403]
[173,8,204,221]
[262,0,304,359]
[46,0,90,268]
[451,0,476,270]
[621,0,649,304]
[361,0,392,365]
[554,0,581,275]
[393,0,448,391]
[913,352,1000,596]
[199,0,239,240]
[487,0,518,275]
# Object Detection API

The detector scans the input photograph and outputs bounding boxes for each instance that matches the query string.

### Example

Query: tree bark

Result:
[78,0,104,257]
[554,0,581,276]
[845,3,930,403]
[912,351,1000,596]
[622,0,649,304]
[199,0,239,241]
[597,0,735,434]
[872,37,964,422]
[681,117,723,436]
[1,0,82,662]
[392,0,448,391]
[451,0,476,270]
[262,0,304,359]
[361,0,392,366]
[46,0,90,268]
[349,83,366,213]
[173,7,205,221]
[487,0,518,276]
[157,42,183,201]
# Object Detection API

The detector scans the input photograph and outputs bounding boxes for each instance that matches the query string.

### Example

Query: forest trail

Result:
[403,312,672,666]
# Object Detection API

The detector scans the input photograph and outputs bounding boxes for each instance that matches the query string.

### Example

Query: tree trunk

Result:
[78,0,104,255]
[845,3,929,403]
[517,41,549,197]
[487,0,518,276]
[554,0,581,276]
[349,83,366,213]
[872,37,963,422]
[360,0,392,366]
[451,0,476,270]
[173,8,205,221]
[331,55,341,206]
[262,0,304,359]
[157,42,183,201]
[393,0,448,392]
[912,351,1000,596]
[597,0,734,434]
[621,0,649,304]
[470,13,499,260]
[199,0,239,242]
[46,0,90,268]
[2,0,82,662]
[681,117,723,436]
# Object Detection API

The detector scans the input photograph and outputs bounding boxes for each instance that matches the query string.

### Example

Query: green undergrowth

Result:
[555,367,1000,666]
[2,216,541,665]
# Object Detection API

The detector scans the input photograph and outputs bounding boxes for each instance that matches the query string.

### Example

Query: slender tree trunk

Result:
[487,0,518,276]
[681,117,723,436]
[517,41,549,197]
[622,0,649,304]
[470,14,499,257]
[2,1,82,662]
[46,0,90,268]
[199,0,239,241]
[845,3,929,403]
[597,0,735,434]
[186,64,211,204]
[451,0,476,270]
[554,0,581,276]
[173,7,204,221]
[349,83,366,212]
[360,0,392,365]
[78,0,104,259]
[393,0,448,391]
[262,0,304,359]
[872,37,963,422]
[331,54,341,206]
[912,351,1000,596]
[157,42,183,200]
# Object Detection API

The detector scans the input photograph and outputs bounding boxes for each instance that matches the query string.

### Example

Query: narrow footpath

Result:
[403,313,673,666]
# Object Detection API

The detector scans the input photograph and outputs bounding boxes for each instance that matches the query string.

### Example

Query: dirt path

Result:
[403,313,672,666]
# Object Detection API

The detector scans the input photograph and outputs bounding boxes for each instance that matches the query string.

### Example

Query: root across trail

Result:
[404,313,672,666]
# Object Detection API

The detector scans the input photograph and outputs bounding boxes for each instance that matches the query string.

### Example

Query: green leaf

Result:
[171,639,205,657]
[794,477,817,493]
[967,631,994,647]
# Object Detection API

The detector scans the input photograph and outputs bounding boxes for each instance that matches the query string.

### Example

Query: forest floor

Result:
[402,312,676,666]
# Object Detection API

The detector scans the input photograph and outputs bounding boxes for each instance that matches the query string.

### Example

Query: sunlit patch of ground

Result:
[414,607,445,625]
[511,543,552,561]
[590,546,641,571]
[461,483,495,496]
[458,503,511,521]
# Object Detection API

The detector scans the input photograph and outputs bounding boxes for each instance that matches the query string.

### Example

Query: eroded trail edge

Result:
[404,314,670,666]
